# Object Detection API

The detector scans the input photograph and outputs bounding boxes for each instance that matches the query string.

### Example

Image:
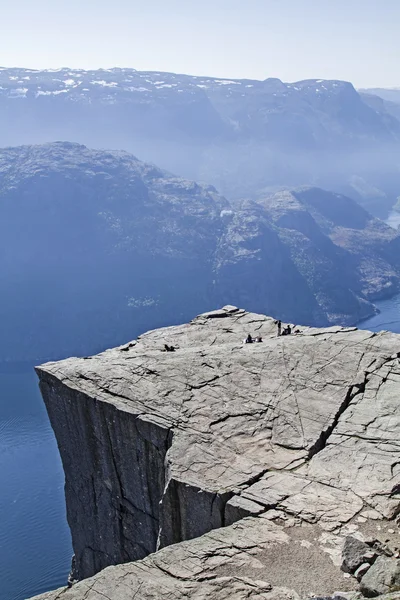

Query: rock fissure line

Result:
[103,410,136,564]
[307,379,367,459]
[209,411,264,427]
[89,589,112,600]
[307,352,400,460]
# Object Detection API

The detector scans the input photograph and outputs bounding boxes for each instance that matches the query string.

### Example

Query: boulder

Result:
[354,563,372,581]
[360,556,400,597]
[341,536,377,574]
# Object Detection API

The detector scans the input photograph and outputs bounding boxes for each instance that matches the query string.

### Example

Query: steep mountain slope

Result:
[1,142,400,363]
[1,67,400,215]
[360,90,400,134]
[360,87,400,105]
[0,142,227,362]
[258,188,400,320]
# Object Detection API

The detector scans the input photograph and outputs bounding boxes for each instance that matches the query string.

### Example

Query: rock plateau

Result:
[31,306,400,599]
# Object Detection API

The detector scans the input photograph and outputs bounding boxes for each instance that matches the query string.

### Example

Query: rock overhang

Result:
[35,306,400,587]
[37,306,400,506]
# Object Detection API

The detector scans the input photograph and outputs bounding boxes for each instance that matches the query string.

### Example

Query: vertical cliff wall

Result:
[40,372,173,578]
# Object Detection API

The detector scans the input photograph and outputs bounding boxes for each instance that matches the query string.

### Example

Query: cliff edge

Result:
[31,306,400,598]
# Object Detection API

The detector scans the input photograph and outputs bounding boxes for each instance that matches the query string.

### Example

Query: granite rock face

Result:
[34,306,400,597]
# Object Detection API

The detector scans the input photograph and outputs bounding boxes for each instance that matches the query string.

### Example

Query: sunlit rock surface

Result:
[32,306,400,598]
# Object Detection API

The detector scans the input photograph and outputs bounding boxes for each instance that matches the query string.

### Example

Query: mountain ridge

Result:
[1,68,400,215]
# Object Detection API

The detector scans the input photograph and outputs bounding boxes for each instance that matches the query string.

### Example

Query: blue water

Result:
[359,293,400,334]
[0,291,399,600]
[0,370,72,600]
[357,212,400,334]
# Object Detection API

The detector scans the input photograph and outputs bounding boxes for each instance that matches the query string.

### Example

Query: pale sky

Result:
[1,0,399,87]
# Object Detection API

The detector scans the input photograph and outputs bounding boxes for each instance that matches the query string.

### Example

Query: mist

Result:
[0,69,399,219]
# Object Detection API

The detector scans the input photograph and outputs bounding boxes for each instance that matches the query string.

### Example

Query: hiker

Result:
[245,333,253,344]
[277,320,282,336]
[164,344,175,352]
[255,335,263,342]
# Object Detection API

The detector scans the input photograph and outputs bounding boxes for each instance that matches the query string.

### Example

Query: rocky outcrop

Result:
[32,306,400,598]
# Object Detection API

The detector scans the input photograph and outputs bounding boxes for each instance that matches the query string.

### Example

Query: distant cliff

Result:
[2,142,400,363]
[32,307,400,599]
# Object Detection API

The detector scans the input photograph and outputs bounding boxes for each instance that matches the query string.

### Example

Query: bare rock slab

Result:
[29,517,357,600]
[34,307,400,587]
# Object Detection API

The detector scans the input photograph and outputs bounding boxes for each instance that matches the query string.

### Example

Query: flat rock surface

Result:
[33,306,400,596]
[39,306,400,508]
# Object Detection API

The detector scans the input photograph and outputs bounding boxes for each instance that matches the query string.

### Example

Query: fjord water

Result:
[359,293,400,334]
[0,369,72,600]
[1,296,400,600]
[358,212,400,334]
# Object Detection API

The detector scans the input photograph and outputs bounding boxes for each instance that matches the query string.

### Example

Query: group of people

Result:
[163,344,176,352]
[276,320,300,336]
[243,321,301,344]
[243,333,263,344]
